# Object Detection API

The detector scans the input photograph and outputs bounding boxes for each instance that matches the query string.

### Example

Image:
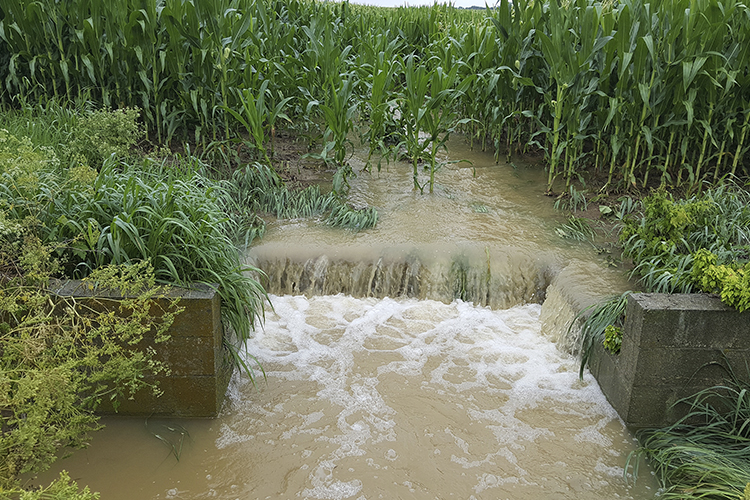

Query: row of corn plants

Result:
[445,0,750,193]
[4,0,747,192]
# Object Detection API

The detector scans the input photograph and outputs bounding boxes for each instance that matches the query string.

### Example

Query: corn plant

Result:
[225,80,292,163]
[536,0,612,193]
[420,64,473,193]
[399,54,432,193]
[357,30,402,171]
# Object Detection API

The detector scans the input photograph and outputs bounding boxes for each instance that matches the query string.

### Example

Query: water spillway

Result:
[250,139,630,319]
[252,243,554,308]
[33,142,657,499]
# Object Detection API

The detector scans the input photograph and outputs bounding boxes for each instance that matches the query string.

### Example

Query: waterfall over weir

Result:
[248,242,624,354]
[251,244,554,309]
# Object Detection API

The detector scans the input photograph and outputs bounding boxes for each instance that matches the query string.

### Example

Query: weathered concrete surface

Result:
[49,280,231,418]
[589,293,750,429]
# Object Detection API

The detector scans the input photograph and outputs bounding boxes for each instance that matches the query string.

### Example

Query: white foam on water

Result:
[218,294,652,499]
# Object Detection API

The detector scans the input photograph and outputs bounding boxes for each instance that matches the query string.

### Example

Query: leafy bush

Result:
[6,471,99,499]
[65,107,144,167]
[692,248,750,312]
[621,185,750,295]
[602,324,622,354]
[0,128,60,200]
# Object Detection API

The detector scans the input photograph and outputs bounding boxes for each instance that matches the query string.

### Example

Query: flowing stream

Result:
[32,141,658,499]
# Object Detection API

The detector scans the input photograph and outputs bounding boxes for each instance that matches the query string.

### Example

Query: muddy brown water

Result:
[32,140,658,499]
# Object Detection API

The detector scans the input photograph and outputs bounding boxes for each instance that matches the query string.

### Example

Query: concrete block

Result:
[590,293,750,430]
[49,280,231,418]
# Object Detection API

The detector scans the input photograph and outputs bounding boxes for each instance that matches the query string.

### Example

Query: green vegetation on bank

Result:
[0,103,253,496]
[0,102,267,346]
[621,184,750,299]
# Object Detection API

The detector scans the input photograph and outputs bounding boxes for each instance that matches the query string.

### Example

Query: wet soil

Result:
[265,129,334,190]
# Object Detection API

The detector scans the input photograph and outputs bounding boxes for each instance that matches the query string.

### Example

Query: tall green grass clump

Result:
[54,159,268,341]
[628,366,750,499]
[0,118,268,376]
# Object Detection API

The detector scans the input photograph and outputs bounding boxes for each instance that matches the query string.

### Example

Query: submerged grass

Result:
[146,419,190,462]
[555,215,597,244]
[229,163,378,230]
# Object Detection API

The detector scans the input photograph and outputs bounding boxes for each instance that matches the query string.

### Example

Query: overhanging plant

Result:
[0,229,182,493]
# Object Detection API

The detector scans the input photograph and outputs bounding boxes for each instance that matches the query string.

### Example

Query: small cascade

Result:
[249,242,630,355]
[249,243,558,310]
[540,260,629,352]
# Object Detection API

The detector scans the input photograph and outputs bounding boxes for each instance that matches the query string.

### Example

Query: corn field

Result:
[1,0,748,193]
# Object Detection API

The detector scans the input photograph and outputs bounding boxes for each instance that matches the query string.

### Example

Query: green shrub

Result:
[620,189,716,264]
[0,128,60,199]
[602,325,622,354]
[66,107,144,167]
[621,184,750,295]
[691,248,750,312]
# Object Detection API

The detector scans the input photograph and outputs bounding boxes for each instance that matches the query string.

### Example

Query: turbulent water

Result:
[31,141,658,499]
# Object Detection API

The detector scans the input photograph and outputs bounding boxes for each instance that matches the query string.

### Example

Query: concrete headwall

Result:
[589,293,750,429]
[50,280,232,418]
